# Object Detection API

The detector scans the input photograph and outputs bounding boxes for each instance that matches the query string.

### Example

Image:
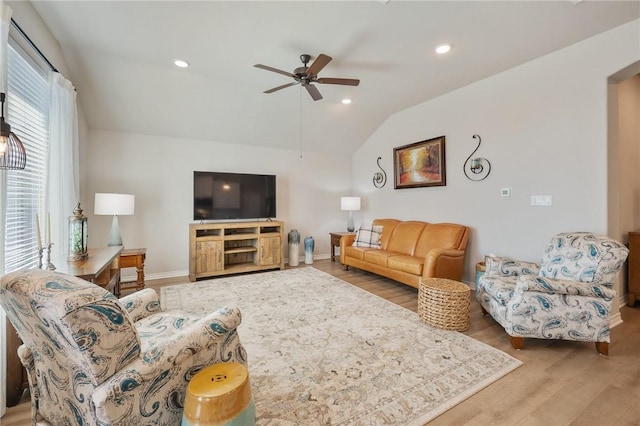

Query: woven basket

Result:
[418,278,470,331]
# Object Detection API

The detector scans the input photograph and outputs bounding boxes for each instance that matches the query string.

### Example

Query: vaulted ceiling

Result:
[27,1,640,155]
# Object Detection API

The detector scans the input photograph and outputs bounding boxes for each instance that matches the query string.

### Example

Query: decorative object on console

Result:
[67,202,88,261]
[36,212,56,270]
[288,229,300,267]
[340,196,361,232]
[463,134,491,181]
[394,136,446,189]
[94,193,135,246]
[0,92,26,170]
[304,236,314,265]
[372,156,387,188]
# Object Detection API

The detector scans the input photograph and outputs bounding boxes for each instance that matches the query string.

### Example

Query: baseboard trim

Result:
[129,270,189,282]
[610,311,623,328]
[130,255,333,283]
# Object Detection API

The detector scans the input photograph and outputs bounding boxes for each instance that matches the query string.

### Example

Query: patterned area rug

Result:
[161,267,522,425]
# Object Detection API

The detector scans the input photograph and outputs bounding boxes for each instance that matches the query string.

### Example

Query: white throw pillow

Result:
[353,225,383,249]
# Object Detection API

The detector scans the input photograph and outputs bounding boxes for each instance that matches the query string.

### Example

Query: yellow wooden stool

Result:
[182,362,256,426]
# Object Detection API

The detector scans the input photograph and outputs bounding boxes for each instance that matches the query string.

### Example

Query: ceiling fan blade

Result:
[306,54,332,76]
[305,84,323,101]
[317,77,360,86]
[263,81,299,94]
[254,64,296,78]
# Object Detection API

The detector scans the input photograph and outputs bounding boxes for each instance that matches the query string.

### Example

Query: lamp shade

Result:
[340,197,361,211]
[94,193,135,216]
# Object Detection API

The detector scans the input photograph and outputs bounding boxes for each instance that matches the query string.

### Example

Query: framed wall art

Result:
[393,136,446,189]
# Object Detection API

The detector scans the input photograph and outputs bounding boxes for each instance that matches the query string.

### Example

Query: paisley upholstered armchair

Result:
[0,269,246,425]
[476,232,628,356]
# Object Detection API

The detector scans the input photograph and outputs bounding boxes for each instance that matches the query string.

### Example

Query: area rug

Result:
[161,267,522,425]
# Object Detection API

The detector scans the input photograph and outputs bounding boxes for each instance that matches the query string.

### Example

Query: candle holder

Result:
[37,247,43,269]
[463,134,492,182]
[40,243,56,270]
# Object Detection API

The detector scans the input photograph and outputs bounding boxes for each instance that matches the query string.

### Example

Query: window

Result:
[3,40,50,273]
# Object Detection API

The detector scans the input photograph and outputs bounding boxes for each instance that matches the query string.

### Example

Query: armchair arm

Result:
[485,255,540,277]
[423,248,466,281]
[139,305,243,366]
[119,288,162,322]
[340,234,356,249]
[516,275,617,300]
[91,306,244,424]
[339,234,356,264]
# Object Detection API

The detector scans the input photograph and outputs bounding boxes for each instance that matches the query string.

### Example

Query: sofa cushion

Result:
[343,245,371,261]
[372,219,400,250]
[414,223,466,258]
[353,225,383,248]
[363,250,396,267]
[387,255,423,276]
[386,221,426,256]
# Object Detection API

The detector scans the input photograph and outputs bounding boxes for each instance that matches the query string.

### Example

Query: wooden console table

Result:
[120,248,146,292]
[329,232,355,262]
[51,246,123,296]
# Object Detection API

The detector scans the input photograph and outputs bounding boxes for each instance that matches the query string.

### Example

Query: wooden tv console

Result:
[189,221,284,281]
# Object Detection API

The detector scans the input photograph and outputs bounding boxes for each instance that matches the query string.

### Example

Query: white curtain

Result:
[47,72,79,259]
[0,1,11,417]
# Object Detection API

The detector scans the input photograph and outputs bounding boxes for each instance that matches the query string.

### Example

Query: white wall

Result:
[353,20,640,289]
[84,130,352,277]
[609,73,640,305]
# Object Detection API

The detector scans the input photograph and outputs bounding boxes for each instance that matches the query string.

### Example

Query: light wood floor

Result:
[3,260,640,425]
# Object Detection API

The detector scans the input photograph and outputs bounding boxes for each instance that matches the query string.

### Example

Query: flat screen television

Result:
[193,171,276,220]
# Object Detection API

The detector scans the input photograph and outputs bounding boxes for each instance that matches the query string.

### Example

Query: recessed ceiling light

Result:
[342,98,352,105]
[434,44,451,54]
[174,59,189,68]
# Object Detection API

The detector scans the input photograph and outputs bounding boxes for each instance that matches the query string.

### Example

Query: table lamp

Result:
[341,196,361,232]
[94,193,135,246]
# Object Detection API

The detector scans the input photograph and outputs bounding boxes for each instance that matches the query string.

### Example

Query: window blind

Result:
[4,41,49,273]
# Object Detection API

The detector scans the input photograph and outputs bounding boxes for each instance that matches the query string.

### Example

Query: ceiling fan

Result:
[254,53,360,101]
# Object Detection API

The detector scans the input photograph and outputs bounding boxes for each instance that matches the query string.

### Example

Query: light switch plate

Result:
[530,195,552,206]
[501,188,511,197]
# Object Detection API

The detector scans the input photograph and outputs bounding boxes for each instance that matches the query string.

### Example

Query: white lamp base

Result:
[107,215,123,246]
[347,210,355,232]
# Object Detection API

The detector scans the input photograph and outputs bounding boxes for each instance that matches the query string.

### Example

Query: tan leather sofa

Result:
[340,218,469,288]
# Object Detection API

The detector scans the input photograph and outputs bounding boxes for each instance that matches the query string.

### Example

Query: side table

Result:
[418,278,471,331]
[120,248,147,292]
[329,232,355,262]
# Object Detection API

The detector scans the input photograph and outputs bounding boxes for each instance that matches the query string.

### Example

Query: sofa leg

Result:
[595,341,609,356]
[509,336,524,350]
[344,265,350,271]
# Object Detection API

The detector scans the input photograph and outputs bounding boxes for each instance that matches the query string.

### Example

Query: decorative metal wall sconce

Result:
[373,157,387,188]
[463,134,491,181]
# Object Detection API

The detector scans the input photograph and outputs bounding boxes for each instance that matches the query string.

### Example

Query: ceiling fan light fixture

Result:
[174,59,189,68]
[255,53,360,101]
[435,43,452,54]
